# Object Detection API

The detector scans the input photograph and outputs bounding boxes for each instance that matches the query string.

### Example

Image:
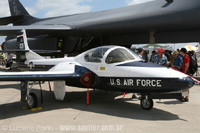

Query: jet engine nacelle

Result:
[2,37,58,51]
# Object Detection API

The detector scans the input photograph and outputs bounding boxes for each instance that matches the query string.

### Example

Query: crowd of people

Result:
[138,47,198,76]
[0,53,13,69]
[136,47,199,102]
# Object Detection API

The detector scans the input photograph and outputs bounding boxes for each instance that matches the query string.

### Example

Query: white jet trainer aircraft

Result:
[0,30,196,110]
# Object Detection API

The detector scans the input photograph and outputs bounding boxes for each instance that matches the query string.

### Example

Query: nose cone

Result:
[179,76,195,90]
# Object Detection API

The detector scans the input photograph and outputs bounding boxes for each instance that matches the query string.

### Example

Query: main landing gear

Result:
[27,93,38,109]
[21,81,43,109]
[26,82,39,109]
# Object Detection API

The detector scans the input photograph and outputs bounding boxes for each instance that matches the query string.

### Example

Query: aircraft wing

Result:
[0,25,72,36]
[0,70,79,81]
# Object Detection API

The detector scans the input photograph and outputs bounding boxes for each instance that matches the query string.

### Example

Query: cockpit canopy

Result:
[105,48,135,64]
[84,46,140,64]
[84,48,109,63]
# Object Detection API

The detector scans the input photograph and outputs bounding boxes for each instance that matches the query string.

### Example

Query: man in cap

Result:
[152,48,168,66]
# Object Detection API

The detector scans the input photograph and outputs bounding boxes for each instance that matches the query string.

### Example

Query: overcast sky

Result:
[0,0,198,49]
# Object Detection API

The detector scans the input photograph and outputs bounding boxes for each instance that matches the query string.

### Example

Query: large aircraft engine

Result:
[2,37,58,51]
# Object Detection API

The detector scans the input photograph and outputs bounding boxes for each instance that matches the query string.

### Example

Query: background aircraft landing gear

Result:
[27,92,38,109]
[140,98,154,110]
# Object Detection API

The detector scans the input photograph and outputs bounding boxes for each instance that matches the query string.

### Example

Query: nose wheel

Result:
[140,98,153,110]
[27,92,38,109]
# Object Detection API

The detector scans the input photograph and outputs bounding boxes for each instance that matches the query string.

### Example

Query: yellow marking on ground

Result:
[30,107,43,111]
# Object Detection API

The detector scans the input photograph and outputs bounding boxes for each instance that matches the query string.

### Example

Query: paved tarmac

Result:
[0,64,200,133]
[0,80,200,133]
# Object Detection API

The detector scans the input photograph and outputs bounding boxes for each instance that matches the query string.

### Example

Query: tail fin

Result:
[8,0,38,25]
[17,29,45,61]
[8,0,30,16]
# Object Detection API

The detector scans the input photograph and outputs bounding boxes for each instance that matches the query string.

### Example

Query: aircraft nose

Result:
[182,76,195,88]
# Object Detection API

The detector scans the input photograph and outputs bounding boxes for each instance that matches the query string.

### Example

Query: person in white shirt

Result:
[138,47,144,59]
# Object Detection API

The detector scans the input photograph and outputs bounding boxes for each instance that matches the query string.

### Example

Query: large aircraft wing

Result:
[0,25,72,36]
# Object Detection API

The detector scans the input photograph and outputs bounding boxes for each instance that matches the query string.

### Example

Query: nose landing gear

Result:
[139,92,185,110]
[140,98,154,110]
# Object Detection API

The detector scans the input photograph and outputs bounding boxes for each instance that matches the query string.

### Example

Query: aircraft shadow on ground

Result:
[0,87,183,121]
[0,84,20,90]
[156,100,184,105]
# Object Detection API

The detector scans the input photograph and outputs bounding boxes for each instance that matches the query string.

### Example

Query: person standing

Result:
[132,47,145,99]
[171,50,183,71]
[180,48,190,74]
[180,48,190,102]
[188,50,198,75]
[0,53,5,65]
[150,51,156,62]
[137,48,146,60]
[6,53,13,69]
[152,48,168,66]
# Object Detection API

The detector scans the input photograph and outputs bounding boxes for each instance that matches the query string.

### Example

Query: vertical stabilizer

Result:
[8,0,38,25]
[8,0,30,16]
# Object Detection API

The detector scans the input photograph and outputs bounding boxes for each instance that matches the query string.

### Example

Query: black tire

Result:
[27,93,38,109]
[140,98,154,110]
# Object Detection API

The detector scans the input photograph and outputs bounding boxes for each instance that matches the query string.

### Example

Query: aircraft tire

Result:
[140,98,153,110]
[27,93,38,109]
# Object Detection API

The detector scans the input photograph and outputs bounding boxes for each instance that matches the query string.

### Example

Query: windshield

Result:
[85,48,109,63]
[127,49,142,60]
[106,48,135,64]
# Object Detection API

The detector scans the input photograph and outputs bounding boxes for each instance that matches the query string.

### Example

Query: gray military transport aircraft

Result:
[0,30,196,110]
[1,0,200,57]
